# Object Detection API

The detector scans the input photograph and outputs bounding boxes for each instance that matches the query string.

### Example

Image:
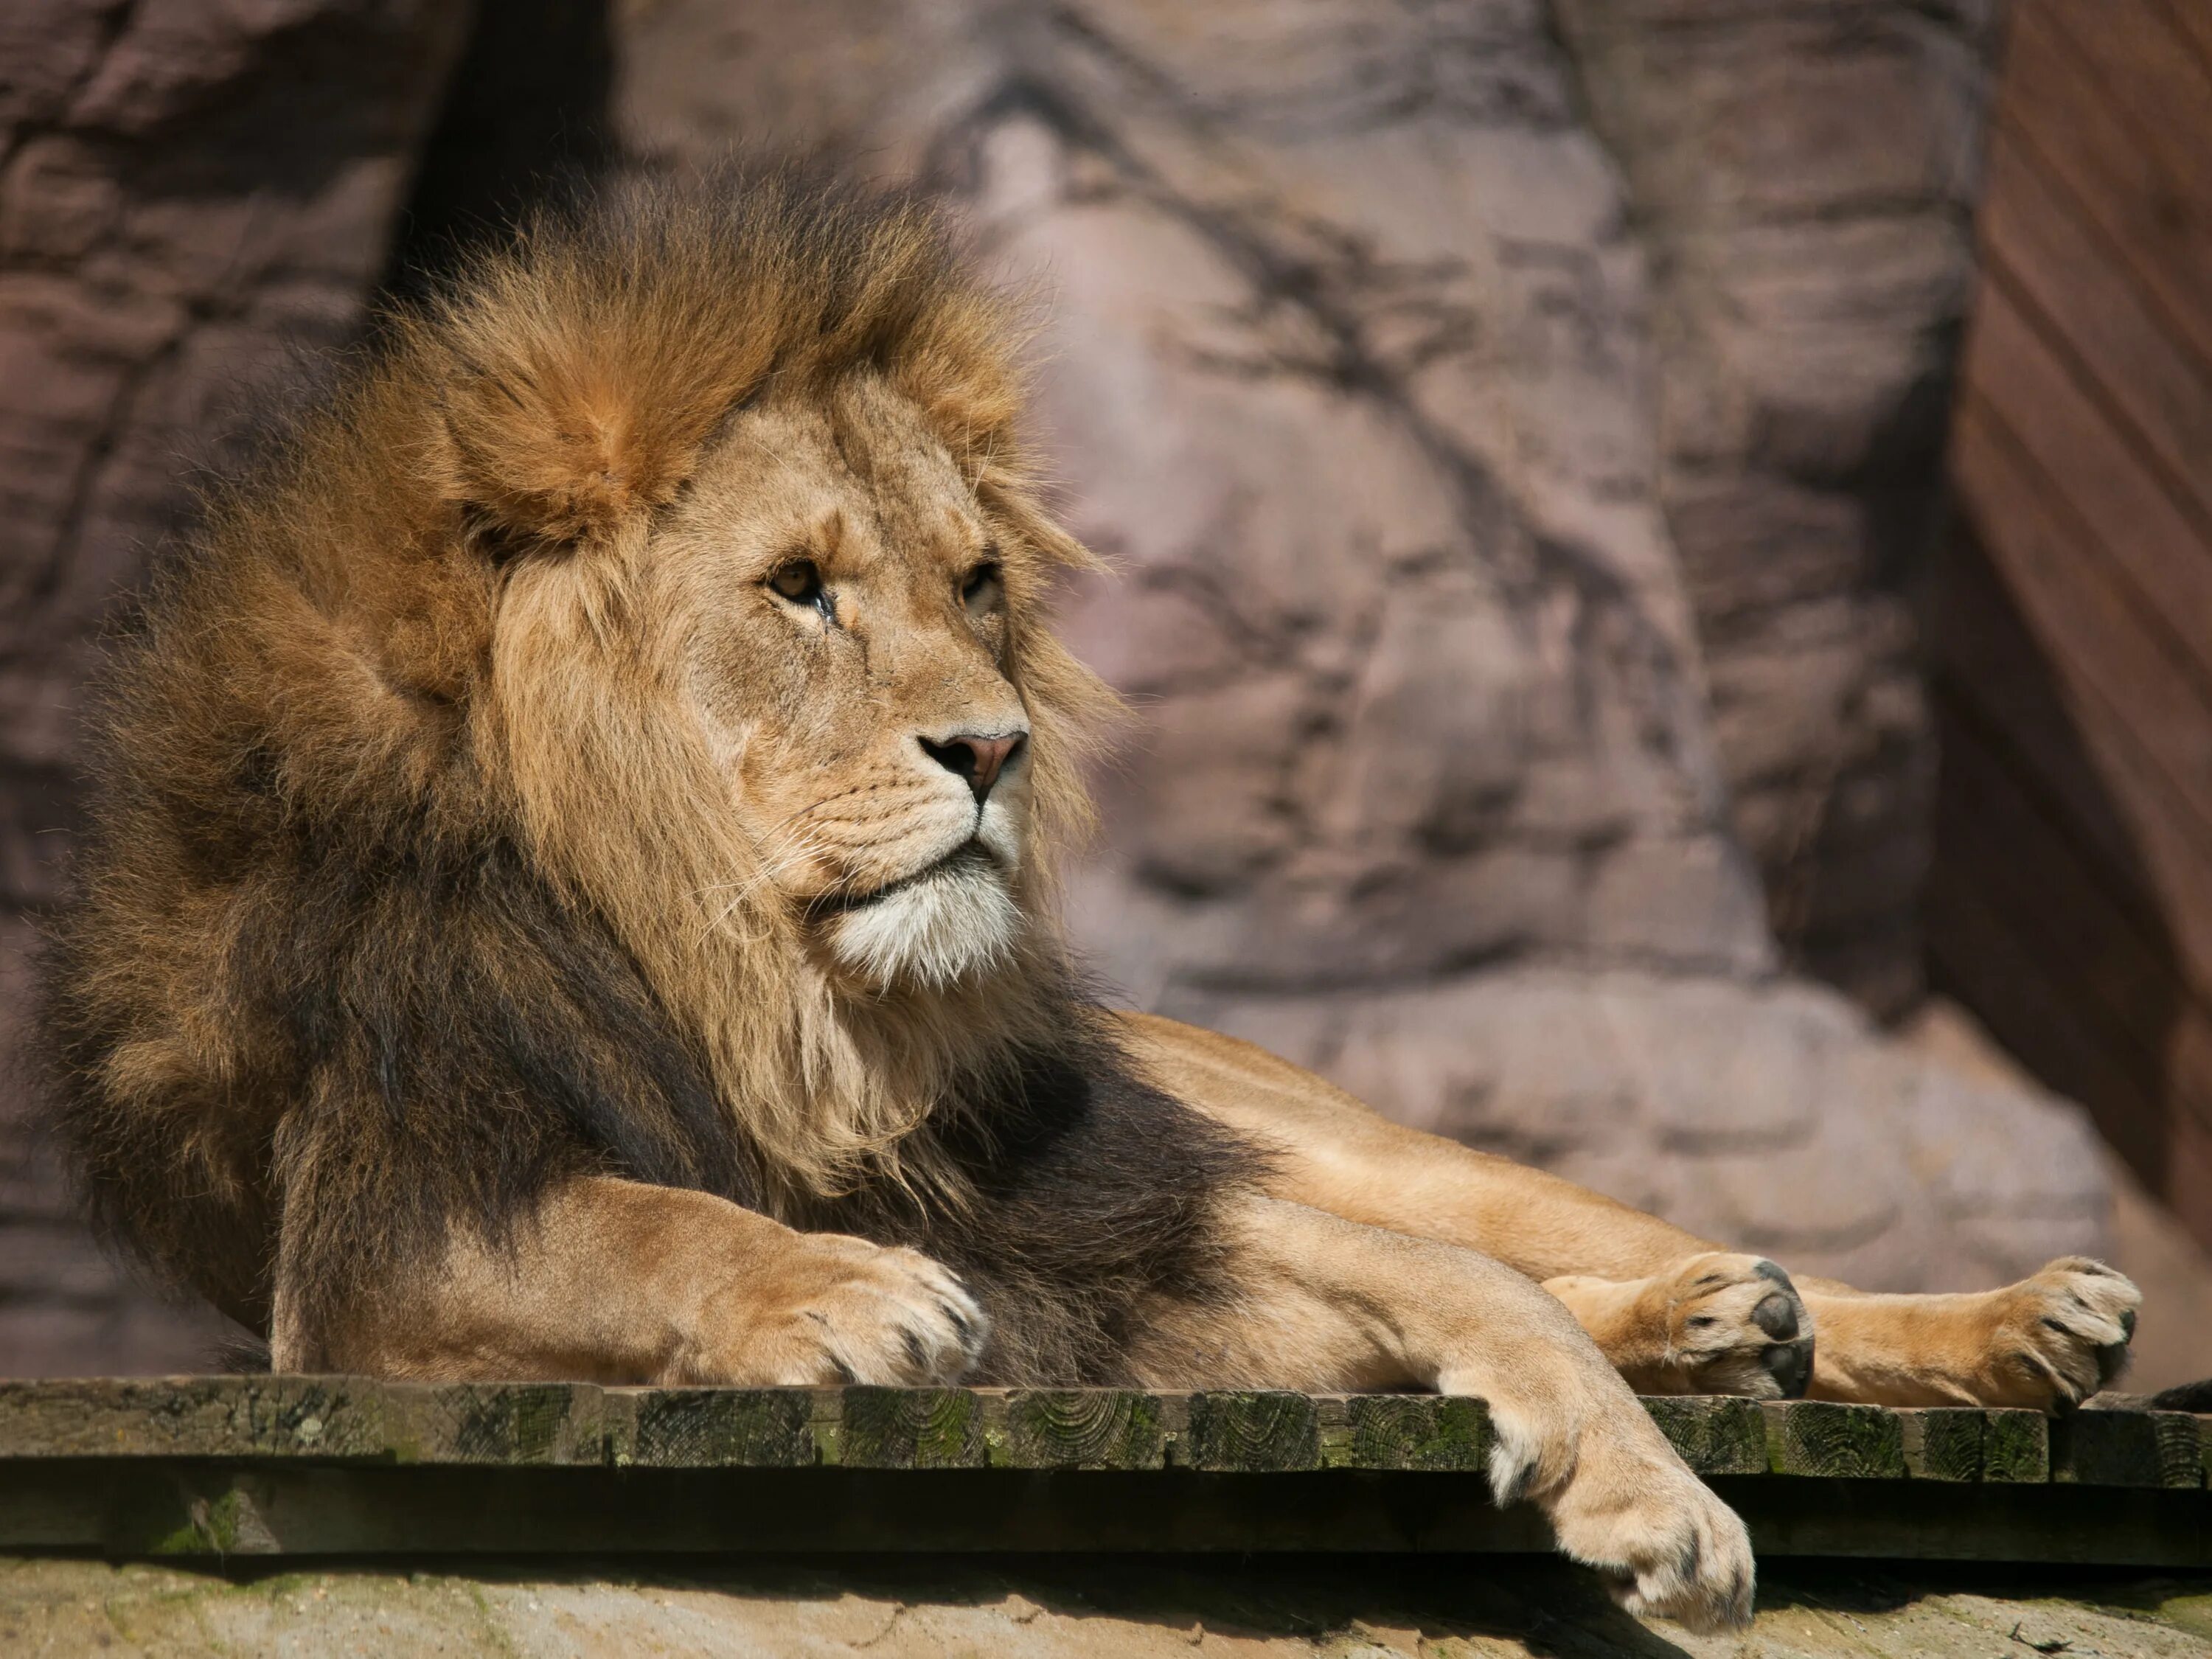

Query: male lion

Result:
[44,171,2138,1630]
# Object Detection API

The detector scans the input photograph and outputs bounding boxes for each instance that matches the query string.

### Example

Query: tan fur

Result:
[1118,1014,2140,1411]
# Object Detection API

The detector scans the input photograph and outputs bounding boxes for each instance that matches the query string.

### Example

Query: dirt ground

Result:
[2,1554,2208,1658]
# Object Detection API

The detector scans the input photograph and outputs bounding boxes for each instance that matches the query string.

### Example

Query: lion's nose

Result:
[919,731,1026,803]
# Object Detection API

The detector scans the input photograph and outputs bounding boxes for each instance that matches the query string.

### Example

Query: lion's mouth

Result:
[806,839,996,920]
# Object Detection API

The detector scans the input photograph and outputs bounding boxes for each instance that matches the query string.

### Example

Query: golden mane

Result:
[410,170,1120,1202]
[42,168,1133,1340]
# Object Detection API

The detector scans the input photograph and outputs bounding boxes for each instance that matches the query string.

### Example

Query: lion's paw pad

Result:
[1667,1253,1814,1399]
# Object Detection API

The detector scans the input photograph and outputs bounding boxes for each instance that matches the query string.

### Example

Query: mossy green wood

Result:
[1898,1408,1989,1482]
[834,1387,987,1469]
[1185,1392,1321,1472]
[1329,1394,1492,1472]
[0,1377,389,1460]
[2053,1411,2205,1489]
[621,1388,815,1467]
[1980,1410,2053,1483]
[1644,1397,1767,1475]
[0,1379,2199,1490]
[1764,1401,1907,1479]
[4,1380,2212,1565]
[383,1382,602,1465]
[1001,1390,1166,1469]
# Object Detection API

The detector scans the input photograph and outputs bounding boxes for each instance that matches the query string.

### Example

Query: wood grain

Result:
[1764,1402,1907,1481]
[1002,1390,1166,1470]
[1184,1391,1321,1472]
[2001,1,2212,374]
[1980,128,2212,533]
[834,1386,987,1470]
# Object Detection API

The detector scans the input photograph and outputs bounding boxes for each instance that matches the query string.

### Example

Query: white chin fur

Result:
[828,859,1022,988]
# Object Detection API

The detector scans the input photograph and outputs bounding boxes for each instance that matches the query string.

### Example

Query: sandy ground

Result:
[2,1554,2210,1659]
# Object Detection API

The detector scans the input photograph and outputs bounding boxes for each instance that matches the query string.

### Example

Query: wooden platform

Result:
[3,1378,2207,1567]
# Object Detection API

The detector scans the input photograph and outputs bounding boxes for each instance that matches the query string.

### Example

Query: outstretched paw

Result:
[1985,1256,2139,1411]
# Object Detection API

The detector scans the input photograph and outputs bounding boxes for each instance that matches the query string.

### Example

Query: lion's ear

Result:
[434,302,769,552]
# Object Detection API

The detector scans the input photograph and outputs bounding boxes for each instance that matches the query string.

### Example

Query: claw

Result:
[2095,1340,2131,1388]
[1763,1338,1813,1399]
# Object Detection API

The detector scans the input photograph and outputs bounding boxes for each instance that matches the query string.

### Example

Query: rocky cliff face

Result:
[0,0,468,1371]
[0,0,2111,1374]
[1560,0,1998,1018]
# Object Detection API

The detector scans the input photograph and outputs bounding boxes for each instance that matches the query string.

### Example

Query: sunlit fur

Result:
[827,854,1026,989]
[35,167,1239,1373]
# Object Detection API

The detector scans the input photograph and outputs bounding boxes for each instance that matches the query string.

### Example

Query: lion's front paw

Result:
[1983,1256,2139,1411]
[1658,1253,1813,1399]
[678,1233,989,1386]
[1551,1251,1813,1399]
[1518,1407,1754,1633]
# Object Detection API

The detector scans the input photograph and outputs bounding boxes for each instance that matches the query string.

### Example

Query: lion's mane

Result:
[40,168,1247,1382]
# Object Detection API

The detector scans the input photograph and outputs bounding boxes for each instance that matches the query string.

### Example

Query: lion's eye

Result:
[768,559,831,619]
[960,561,1002,612]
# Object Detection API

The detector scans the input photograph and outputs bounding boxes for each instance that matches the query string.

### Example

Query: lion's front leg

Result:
[1545,1252,2139,1409]
[271,1174,988,1385]
[1797,1258,2140,1409]
[1127,1194,1753,1632]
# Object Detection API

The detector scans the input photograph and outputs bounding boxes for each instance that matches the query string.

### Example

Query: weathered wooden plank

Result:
[3,1378,2204,1498]
[617,1388,815,1468]
[1322,1394,1492,1473]
[1954,399,2212,850]
[999,1390,1165,1470]
[2000,1,2212,374]
[1764,1402,1907,1481]
[1891,1408,2052,1485]
[6,1460,2207,1564]
[1981,1411,2053,1485]
[1980,126,2212,532]
[832,1387,986,1470]
[1927,838,2212,1241]
[1964,283,2212,700]
[2054,1411,2205,1489]
[1935,424,2212,1183]
[0,1377,389,1461]
[2168,1119,2212,1262]
[1943,431,2212,944]
[1925,854,2176,1189]
[1644,1397,1767,1477]
[1935,711,2197,1063]
[2152,0,2212,68]
[1933,540,2212,945]
[1931,707,2212,1178]
[1898,1409,1986,1483]
[378,1382,612,1466]
[1184,1392,1321,1472]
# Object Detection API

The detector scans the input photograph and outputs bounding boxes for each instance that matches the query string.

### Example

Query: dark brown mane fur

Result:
[38,167,1249,1383]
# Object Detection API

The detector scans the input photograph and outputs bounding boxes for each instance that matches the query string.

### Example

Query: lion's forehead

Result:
[672,394,987,582]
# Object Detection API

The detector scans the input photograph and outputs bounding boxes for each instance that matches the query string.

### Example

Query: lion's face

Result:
[654,378,1038,990]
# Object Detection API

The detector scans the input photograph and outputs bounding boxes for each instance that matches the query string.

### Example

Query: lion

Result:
[41,168,2140,1632]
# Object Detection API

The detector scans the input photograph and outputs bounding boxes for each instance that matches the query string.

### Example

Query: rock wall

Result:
[0,0,469,1372]
[1559,0,2001,1016]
